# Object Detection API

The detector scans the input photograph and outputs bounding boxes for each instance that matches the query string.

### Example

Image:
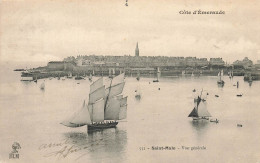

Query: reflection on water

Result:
[249,81,253,87]
[40,88,45,92]
[189,120,210,141]
[135,96,141,101]
[190,120,209,132]
[217,83,224,88]
[63,128,127,162]
[21,81,32,87]
[1,69,260,163]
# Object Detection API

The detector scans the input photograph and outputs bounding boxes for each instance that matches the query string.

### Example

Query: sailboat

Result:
[75,74,84,80]
[135,85,141,99]
[61,73,127,131]
[112,69,115,76]
[248,73,253,82]
[40,81,45,90]
[20,69,34,81]
[67,72,73,78]
[57,73,60,80]
[153,67,160,82]
[191,72,194,77]
[188,94,211,121]
[89,73,93,81]
[182,70,185,76]
[34,75,38,83]
[217,70,225,85]
[136,71,140,81]
[228,71,232,79]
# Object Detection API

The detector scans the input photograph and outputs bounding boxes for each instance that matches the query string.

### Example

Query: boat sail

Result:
[217,69,225,85]
[75,74,84,80]
[67,72,73,78]
[61,73,127,131]
[40,81,45,90]
[70,100,92,126]
[34,75,38,83]
[89,73,93,81]
[136,71,140,81]
[21,69,34,81]
[182,70,185,76]
[61,100,91,127]
[228,71,232,79]
[188,96,211,120]
[153,67,160,82]
[135,84,141,99]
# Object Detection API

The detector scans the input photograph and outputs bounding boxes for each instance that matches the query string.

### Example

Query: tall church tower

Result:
[135,42,139,57]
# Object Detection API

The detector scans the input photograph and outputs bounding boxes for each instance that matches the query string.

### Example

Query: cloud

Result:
[0,0,259,64]
[140,33,259,63]
[0,51,61,63]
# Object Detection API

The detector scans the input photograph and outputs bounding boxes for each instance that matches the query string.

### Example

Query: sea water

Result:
[0,63,260,163]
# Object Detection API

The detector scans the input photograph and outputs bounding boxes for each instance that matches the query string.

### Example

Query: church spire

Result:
[135,42,139,57]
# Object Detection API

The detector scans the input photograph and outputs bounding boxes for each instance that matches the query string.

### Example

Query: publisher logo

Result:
[9,142,21,159]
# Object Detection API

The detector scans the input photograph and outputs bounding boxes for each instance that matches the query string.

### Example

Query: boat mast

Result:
[104,77,113,111]
[200,89,203,97]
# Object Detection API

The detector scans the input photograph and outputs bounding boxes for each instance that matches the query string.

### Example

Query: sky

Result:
[0,0,260,66]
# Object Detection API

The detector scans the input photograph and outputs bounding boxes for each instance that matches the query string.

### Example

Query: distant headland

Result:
[16,42,260,80]
[19,53,260,81]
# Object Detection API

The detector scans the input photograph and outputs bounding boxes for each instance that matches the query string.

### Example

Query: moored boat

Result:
[136,71,140,81]
[75,74,84,80]
[89,73,93,81]
[210,119,219,123]
[67,72,73,78]
[21,76,34,81]
[21,70,34,81]
[236,94,243,97]
[153,67,160,82]
[40,81,45,90]
[217,70,225,85]
[135,85,142,99]
[237,124,243,127]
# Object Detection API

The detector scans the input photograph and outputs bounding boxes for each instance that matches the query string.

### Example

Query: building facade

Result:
[233,57,253,69]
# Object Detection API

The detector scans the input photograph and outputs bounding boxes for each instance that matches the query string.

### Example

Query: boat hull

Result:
[217,80,225,85]
[21,77,34,81]
[75,77,84,80]
[192,117,210,121]
[210,120,219,123]
[88,122,118,131]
